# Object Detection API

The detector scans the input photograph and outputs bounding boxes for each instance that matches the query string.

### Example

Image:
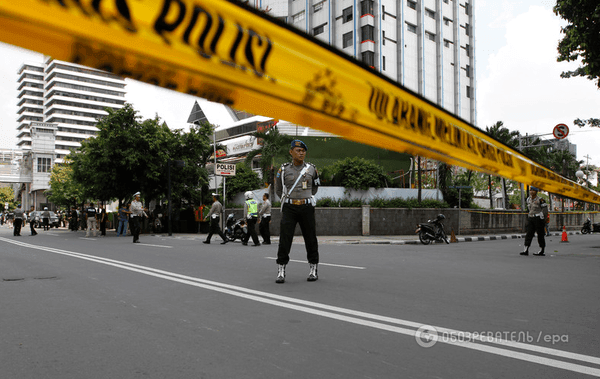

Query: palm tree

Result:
[486,121,520,209]
[245,127,294,199]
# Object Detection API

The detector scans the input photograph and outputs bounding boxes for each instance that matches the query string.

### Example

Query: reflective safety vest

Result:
[246,199,258,217]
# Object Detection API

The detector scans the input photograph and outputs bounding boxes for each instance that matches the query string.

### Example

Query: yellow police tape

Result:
[0,0,598,203]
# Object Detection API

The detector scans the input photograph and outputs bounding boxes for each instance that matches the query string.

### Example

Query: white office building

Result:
[248,0,476,123]
[16,59,126,163]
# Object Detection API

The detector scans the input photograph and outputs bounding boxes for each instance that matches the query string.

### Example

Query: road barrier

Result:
[1,0,598,203]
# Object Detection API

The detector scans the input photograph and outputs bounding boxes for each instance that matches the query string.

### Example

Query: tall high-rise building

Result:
[248,0,476,123]
[16,58,126,163]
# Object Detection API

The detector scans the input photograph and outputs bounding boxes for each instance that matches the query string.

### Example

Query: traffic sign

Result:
[553,124,569,139]
[216,163,236,176]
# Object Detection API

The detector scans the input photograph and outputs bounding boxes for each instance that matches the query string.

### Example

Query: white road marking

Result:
[264,257,365,270]
[136,243,173,248]
[2,236,599,377]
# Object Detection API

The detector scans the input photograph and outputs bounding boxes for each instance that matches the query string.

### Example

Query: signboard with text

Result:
[215,163,236,176]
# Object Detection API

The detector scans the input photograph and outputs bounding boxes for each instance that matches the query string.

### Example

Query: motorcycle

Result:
[224,213,247,242]
[415,214,450,245]
[153,213,163,233]
[581,218,600,234]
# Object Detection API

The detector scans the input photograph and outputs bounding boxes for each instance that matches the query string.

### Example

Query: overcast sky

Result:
[1,0,599,169]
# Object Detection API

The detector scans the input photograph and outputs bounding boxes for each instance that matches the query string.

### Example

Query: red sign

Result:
[553,124,569,139]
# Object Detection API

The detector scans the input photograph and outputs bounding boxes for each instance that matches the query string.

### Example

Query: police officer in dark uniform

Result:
[203,193,228,244]
[520,186,548,256]
[275,139,320,283]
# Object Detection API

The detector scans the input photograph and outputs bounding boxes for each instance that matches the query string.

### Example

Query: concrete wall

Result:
[224,207,599,236]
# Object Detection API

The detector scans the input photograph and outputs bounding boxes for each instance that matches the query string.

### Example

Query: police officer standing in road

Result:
[242,191,260,246]
[42,206,50,231]
[203,193,228,244]
[520,186,548,256]
[258,193,271,244]
[13,204,24,236]
[275,140,320,283]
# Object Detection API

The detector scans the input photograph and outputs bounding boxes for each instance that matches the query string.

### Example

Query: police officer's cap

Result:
[290,139,307,150]
[211,192,219,197]
[133,191,141,197]
[530,186,539,192]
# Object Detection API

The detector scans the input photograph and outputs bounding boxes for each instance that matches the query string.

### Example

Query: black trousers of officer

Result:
[259,216,271,244]
[13,218,22,236]
[524,216,546,248]
[30,219,37,235]
[43,218,49,231]
[277,203,319,265]
[206,217,227,242]
[131,216,141,242]
[243,216,260,245]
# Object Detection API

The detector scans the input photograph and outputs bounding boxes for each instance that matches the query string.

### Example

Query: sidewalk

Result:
[149,230,574,245]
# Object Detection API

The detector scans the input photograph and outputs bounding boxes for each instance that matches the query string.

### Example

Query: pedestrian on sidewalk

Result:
[85,202,98,238]
[241,191,260,246]
[520,187,548,256]
[130,192,146,243]
[258,193,271,244]
[99,204,107,236]
[117,203,131,236]
[203,193,228,244]
[274,139,321,283]
[28,205,38,236]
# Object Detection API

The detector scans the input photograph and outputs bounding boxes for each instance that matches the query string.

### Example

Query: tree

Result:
[554,0,600,128]
[46,162,85,208]
[245,126,293,197]
[486,121,520,208]
[0,186,18,210]
[69,103,213,207]
[324,157,390,190]
[222,163,261,201]
[554,0,600,88]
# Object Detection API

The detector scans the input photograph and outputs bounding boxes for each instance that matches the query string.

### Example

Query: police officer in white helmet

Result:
[242,191,260,246]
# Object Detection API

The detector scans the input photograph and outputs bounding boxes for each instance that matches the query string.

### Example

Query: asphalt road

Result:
[1,227,599,378]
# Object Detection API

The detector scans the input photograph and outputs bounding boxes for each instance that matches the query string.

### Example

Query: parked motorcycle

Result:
[581,218,600,234]
[153,213,163,233]
[224,213,247,242]
[415,214,450,245]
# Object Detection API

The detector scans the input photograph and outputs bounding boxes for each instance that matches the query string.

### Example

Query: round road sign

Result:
[553,124,569,139]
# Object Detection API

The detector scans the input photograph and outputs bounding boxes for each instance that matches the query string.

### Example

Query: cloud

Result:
[477,6,600,165]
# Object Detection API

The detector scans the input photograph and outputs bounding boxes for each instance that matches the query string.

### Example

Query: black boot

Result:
[520,247,529,256]
[533,248,545,256]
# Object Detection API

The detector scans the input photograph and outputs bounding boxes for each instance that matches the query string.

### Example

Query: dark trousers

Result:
[30,220,37,235]
[13,219,22,236]
[206,217,227,242]
[131,216,141,242]
[259,216,271,243]
[243,217,260,245]
[525,216,546,248]
[100,221,106,236]
[277,204,319,265]
[71,217,78,231]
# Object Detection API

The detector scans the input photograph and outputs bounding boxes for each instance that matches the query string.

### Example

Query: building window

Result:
[37,157,52,173]
[343,31,353,48]
[313,1,324,13]
[465,2,470,15]
[443,0,449,3]
[362,25,375,42]
[444,39,452,48]
[466,65,471,78]
[466,44,471,57]
[292,10,305,23]
[406,23,417,33]
[465,23,471,36]
[466,86,472,98]
[382,30,385,45]
[382,5,385,19]
[426,31,436,42]
[362,51,375,67]
[343,6,353,23]
[425,8,435,19]
[361,0,374,16]
[313,24,325,36]
[382,56,386,71]
[407,0,417,10]
[444,17,452,26]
